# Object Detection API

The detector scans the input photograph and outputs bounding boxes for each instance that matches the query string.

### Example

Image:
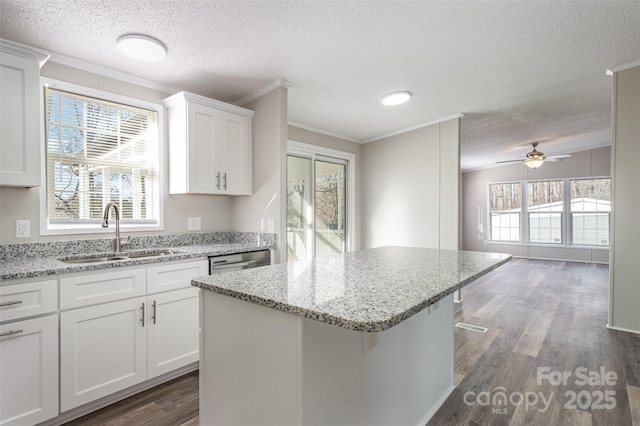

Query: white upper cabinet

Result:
[164,91,253,195]
[0,40,49,187]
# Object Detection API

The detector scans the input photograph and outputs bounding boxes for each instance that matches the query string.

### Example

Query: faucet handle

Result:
[120,235,132,249]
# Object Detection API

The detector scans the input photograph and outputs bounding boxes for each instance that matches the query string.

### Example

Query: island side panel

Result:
[199,291,303,425]
[302,294,455,426]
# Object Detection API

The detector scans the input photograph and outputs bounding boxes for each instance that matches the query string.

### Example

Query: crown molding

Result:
[47,51,182,94]
[0,39,50,68]
[606,59,640,75]
[233,79,293,106]
[362,113,464,143]
[288,121,360,143]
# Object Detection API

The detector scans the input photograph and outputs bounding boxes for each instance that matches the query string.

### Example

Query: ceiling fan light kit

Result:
[496,142,571,169]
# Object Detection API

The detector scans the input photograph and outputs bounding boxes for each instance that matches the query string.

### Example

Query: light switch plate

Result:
[16,220,31,238]
[187,217,201,231]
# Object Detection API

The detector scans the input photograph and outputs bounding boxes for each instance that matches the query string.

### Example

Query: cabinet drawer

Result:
[60,267,146,310]
[0,279,58,322]
[147,260,207,294]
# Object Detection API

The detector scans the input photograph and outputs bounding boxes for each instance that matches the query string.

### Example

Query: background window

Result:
[45,87,160,230]
[570,178,610,245]
[528,181,563,244]
[489,182,521,242]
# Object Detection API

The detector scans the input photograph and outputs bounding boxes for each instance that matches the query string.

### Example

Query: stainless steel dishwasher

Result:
[208,249,271,274]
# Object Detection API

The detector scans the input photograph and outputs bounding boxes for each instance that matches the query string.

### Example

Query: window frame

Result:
[526,179,564,245]
[486,176,610,248]
[287,140,356,260]
[568,177,611,247]
[487,181,523,243]
[40,78,164,235]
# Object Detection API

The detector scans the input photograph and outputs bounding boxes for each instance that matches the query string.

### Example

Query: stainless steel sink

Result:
[61,255,129,264]
[60,249,185,264]
[126,249,184,258]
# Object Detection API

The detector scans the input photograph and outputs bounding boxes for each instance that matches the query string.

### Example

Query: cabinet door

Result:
[0,315,59,425]
[219,110,252,195]
[147,288,200,379]
[60,297,146,412]
[186,102,222,194]
[0,52,42,187]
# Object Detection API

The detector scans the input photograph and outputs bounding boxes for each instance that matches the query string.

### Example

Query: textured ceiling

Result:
[1,1,639,170]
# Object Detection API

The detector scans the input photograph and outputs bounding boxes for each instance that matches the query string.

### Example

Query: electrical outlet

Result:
[187,217,201,231]
[16,220,31,238]
[267,219,275,233]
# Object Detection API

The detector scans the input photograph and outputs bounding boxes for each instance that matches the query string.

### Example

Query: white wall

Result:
[0,61,234,244]
[231,87,288,262]
[361,118,460,250]
[462,146,611,263]
[288,125,363,251]
[609,65,640,334]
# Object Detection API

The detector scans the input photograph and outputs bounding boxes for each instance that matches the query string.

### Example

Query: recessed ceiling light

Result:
[117,34,167,62]
[382,91,412,106]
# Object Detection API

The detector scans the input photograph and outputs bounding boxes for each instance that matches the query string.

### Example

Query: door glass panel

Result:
[287,155,312,262]
[314,160,346,258]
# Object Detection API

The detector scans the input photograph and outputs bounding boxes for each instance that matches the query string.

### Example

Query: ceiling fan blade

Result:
[545,157,570,162]
[496,159,525,164]
[547,154,571,159]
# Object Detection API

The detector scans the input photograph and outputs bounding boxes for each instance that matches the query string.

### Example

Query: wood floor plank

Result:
[512,312,554,358]
[628,385,640,426]
[472,294,508,319]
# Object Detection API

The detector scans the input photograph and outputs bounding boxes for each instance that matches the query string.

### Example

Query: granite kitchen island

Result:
[192,246,511,425]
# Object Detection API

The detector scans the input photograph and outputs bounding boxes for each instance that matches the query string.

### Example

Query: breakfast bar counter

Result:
[192,246,511,425]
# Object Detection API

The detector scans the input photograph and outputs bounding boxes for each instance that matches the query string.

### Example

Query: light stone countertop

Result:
[192,246,511,332]
[0,243,272,281]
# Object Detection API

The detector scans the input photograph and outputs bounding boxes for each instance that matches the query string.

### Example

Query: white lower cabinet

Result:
[60,260,206,412]
[0,315,59,425]
[147,287,200,378]
[60,297,147,411]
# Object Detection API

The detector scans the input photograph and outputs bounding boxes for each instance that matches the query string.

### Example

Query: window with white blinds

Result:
[45,87,160,228]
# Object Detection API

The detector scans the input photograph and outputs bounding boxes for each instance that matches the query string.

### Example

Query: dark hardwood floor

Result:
[66,258,640,426]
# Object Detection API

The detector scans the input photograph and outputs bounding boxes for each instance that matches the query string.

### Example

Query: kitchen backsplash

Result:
[0,232,276,261]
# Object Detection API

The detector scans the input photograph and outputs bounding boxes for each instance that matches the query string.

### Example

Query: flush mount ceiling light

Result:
[382,91,412,106]
[117,34,167,62]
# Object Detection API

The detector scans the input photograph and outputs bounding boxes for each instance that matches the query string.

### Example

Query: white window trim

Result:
[486,176,610,249]
[39,77,164,236]
[487,181,523,243]
[287,140,356,254]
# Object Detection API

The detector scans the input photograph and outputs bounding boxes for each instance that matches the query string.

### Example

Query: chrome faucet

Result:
[102,202,122,252]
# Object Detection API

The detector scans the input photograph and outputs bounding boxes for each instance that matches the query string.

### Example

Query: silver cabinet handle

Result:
[216,172,221,190]
[0,300,23,307]
[223,172,227,190]
[140,303,145,327]
[152,300,157,325]
[0,329,23,337]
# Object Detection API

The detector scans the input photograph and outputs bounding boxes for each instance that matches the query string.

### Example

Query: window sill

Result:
[41,223,163,236]
[486,241,609,249]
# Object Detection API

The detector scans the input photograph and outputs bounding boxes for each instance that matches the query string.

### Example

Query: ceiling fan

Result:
[496,142,571,169]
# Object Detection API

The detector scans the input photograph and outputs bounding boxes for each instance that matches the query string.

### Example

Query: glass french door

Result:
[286,154,347,262]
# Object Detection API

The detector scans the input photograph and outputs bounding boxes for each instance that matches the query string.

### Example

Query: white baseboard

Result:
[606,324,640,335]
[416,384,456,426]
